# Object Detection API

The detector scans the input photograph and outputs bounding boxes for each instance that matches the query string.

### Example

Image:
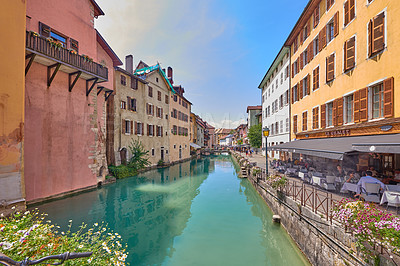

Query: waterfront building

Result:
[246,106,262,128]
[195,116,206,147]
[205,123,216,148]
[215,128,233,146]
[258,47,291,159]
[0,0,26,211]
[190,113,198,147]
[24,0,114,203]
[169,69,192,162]
[273,0,400,174]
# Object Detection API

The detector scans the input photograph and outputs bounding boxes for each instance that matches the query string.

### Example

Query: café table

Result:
[380,191,400,207]
[340,182,358,193]
[312,175,326,187]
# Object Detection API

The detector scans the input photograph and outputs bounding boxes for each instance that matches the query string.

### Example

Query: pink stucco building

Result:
[24,0,121,203]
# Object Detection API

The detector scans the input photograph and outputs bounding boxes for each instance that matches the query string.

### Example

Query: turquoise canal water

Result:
[34,156,309,265]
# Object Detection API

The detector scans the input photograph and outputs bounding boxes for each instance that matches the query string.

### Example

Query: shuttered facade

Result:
[344,36,356,72]
[368,12,385,57]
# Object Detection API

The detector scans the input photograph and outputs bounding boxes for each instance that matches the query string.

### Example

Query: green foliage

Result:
[157,160,165,166]
[237,139,243,145]
[128,139,151,170]
[0,208,128,265]
[266,174,288,191]
[248,124,262,148]
[108,165,136,179]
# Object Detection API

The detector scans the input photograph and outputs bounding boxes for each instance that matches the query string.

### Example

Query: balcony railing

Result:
[25,31,108,80]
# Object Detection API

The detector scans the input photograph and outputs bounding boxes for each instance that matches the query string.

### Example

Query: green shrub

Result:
[0,208,128,265]
[108,165,137,179]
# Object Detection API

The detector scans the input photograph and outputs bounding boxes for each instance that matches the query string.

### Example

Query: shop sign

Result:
[325,129,350,137]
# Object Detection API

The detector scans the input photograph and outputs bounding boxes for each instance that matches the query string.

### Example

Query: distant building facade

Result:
[258,47,291,159]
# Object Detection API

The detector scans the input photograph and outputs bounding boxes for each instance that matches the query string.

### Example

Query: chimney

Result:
[167,66,173,84]
[125,55,133,74]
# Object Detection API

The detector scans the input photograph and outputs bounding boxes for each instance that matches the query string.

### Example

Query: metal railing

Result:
[25,31,108,80]
[257,169,340,224]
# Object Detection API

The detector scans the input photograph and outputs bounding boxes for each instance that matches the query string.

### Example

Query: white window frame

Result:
[125,119,131,135]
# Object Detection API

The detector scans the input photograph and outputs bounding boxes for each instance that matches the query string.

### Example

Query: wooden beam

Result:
[68,71,82,92]
[105,90,114,101]
[47,63,61,87]
[97,86,104,95]
[86,78,98,96]
[25,54,36,76]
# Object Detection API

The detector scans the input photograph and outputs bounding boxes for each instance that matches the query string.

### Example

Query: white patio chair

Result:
[323,176,336,191]
[361,183,381,203]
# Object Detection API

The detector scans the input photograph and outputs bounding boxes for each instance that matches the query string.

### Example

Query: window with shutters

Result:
[313,5,320,28]
[302,76,309,97]
[148,86,153,97]
[344,94,354,123]
[344,0,355,27]
[148,124,155,136]
[326,53,335,83]
[174,95,178,102]
[165,95,169,104]
[303,24,309,42]
[274,99,278,112]
[131,78,138,90]
[326,0,335,12]
[312,107,319,129]
[327,20,335,43]
[157,91,161,101]
[313,36,319,57]
[326,102,333,127]
[313,66,320,91]
[294,38,298,54]
[130,98,136,112]
[292,84,299,103]
[293,115,298,133]
[120,75,126,86]
[279,95,283,109]
[344,36,356,72]
[275,122,279,134]
[120,101,126,109]
[371,83,384,119]
[125,120,131,135]
[302,111,308,131]
[293,60,298,76]
[39,22,68,48]
[137,122,144,135]
[286,90,290,105]
[303,50,308,67]
[368,12,385,58]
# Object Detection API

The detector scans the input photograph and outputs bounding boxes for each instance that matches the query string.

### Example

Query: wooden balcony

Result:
[25,31,108,82]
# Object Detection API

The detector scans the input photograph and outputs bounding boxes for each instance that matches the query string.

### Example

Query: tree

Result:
[248,124,262,148]
[128,139,151,170]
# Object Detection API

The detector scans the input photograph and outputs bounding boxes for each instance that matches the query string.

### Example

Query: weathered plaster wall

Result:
[24,62,99,202]
[0,0,26,209]
[169,95,191,162]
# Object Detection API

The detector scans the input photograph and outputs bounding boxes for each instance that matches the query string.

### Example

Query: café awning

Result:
[351,133,400,154]
[270,133,400,160]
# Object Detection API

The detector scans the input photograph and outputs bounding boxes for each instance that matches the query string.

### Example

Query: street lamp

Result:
[262,127,270,178]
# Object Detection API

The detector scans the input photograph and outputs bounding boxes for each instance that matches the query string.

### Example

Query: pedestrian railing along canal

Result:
[257,169,341,224]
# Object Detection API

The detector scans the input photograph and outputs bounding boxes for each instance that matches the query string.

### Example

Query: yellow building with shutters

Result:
[286,0,399,142]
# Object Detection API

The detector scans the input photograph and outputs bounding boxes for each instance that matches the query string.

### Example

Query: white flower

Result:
[78,244,83,249]
[11,206,16,210]
[87,258,93,263]
[94,223,98,226]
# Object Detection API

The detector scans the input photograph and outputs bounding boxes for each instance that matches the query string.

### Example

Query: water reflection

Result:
[35,158,214,265]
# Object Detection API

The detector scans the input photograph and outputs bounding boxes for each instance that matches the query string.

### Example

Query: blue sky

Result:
[95,0,309,128]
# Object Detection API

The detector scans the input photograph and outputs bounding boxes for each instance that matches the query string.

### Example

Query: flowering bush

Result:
[266,174,287,191]
[332,199,400,261]
[0,208,128,265]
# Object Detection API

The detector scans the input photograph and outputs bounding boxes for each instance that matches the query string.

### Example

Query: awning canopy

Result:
[351,133,400,154]
[270,134,400,160]
[190,143,201,149]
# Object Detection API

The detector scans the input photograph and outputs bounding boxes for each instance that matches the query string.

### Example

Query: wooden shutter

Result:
[127,97,131,110]
[39,22,51,37]
[368,20,373,57]
[326,54,335,82]
[321,104,326,128]
[147,124,150,136]
[383,77,394,118]
[313,67,319,91]
[333,99,338,126]
[70,38,79,53]
[302,112,307,131]
[359,87,368,122]
[291,86,294,104]
[297,83,300,102]
[314,6,320,28]
[337,97,344,126]
[122,120,126,134]
[130,121,133,135]
[291,63,294,78]
[307,42,313,63]
[349,0,355,22]
[135,122,138,134]
[312,108,316,129]
[372,13,385,54]
[344,0,350,26]
[319,27,326,51]
[354,89,360,123]
[345,37,356,71]
[299,53,303,70]
[293,115,298,133]
[299,80,304,99]
[300,31,304,45]
[334,12,339,37]
[306,74,311,95]
[314,107,319,129]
